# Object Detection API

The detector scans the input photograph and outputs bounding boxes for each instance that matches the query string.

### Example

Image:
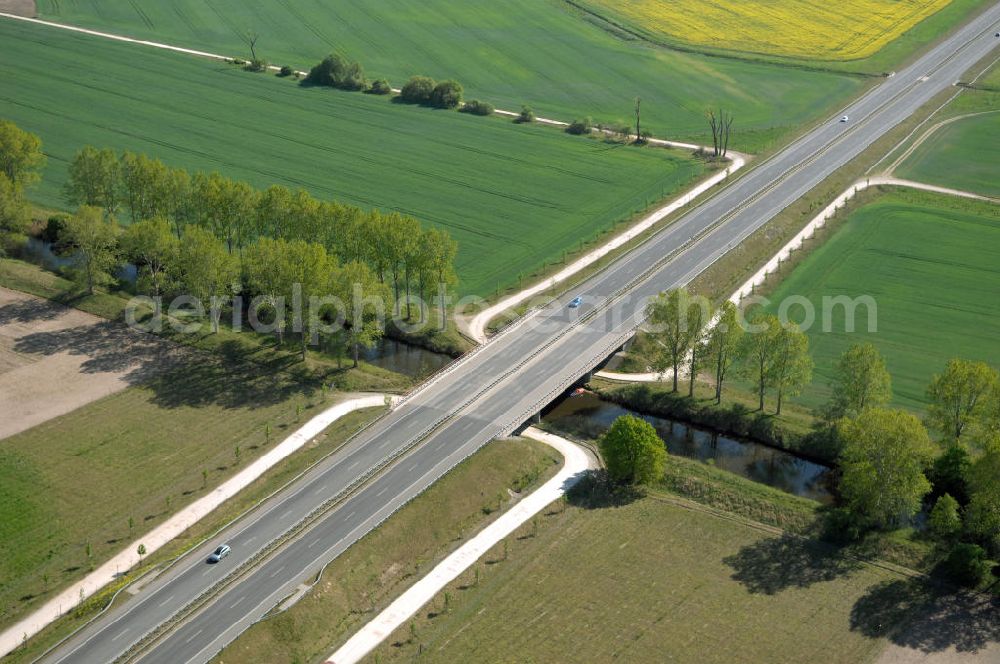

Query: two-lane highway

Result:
[45,7,1000,662]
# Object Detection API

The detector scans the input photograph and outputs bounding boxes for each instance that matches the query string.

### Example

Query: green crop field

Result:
[764,190,1000,410]
[895,91,1000,198]
[31,0,863,152]
[0,20,711,297]
[362,493,895,664]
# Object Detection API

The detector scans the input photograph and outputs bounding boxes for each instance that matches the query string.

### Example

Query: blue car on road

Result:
[569,296,583,309]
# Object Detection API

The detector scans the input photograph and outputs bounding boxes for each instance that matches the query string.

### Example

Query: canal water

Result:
[359,338,452,378]
[543,391,834,503]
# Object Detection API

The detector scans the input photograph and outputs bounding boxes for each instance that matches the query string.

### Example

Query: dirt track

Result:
[0,287,182,439]
[0,0,36,17]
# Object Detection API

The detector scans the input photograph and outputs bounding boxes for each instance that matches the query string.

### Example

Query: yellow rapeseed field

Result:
[584,0,952,61]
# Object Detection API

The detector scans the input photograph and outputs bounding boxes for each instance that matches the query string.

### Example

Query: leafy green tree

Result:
[385,213,420,308]
[243,237,293,343]
[190,172,257,253]
[939,543,991,588]
[928,442,972,504]
[174,225,238,333]
[304,53,366,90]
[0,120,45,186]
[646,288,709,393]
[828,343,892,419]
[424,227,458,331]
[0,173,30,243]
[965,438,1000,542]
[402,218,428,320]
[770,323,812,415]
[838,408,934,528]
[369,78,392,95]
[121,217,179,297]
[737,311,781,411]
[599,415,667,486]
[65,146,120,215]
[285,240,337,359]
[703,300,744,404]
[400,76,436,104]
[334,260,389,367]
[685,299,712,397]
[927,359,1000,442]
[516,106,536,123]
[255,184,295,239]
[60,206,120,295]
[430,80,464,109]
[928,494,962,540]
[120,151,172,222]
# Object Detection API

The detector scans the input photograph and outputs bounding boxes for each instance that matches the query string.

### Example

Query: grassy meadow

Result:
[895,86,1000,197]
[32,0,863,152]
[579,0,952,62]
[363,491,895,664]
[0,19,712,297]
[763,189,1000,411]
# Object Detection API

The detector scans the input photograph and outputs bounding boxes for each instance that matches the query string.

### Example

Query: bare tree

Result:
[243,30,260,62]
[722,110,734,157]
[634,96,642,143]
[707,109,720,157]
[706,108,734,158]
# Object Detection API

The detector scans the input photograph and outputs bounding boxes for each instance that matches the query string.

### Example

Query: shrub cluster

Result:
[461,99,494,116]
[400,76,465,109]
[515,106,536,124]
[368,78,392,95]
[304,53,366,91]
[566,117,593,135]
[244,58,268,73]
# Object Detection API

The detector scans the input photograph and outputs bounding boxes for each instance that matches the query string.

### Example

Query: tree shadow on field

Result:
[0,296,63,326]
[565,470,644,509]
[145,354,317,411]
[12,322,182,382]
[851,578,1000,654]
[723,533,862,595]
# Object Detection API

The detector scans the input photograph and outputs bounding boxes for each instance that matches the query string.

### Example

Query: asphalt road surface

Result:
[45,8,1000,663]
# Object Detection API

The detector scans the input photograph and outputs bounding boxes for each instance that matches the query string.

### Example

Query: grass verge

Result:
[362,486,900,664]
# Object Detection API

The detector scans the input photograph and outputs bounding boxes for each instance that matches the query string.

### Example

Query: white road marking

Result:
[308,537,322,549]
[157,595,175,607]
[313,484,328,496]
[230,596,246,609]
[269,566,285,579]
[185,628,203,644]
[111,628,129,642]
[348,460,360,470]
[280,509,293,520]
[375,486,388,497]
[345,511,356,520]
[407,463,419,473]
